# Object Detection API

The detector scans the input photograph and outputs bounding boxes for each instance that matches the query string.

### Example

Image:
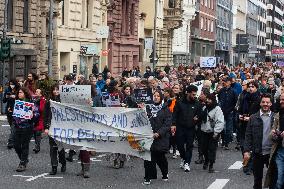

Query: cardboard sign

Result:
[102,92,121,107]
[60,85,91,106]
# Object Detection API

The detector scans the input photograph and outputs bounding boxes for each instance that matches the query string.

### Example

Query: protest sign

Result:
[59,85,91,106]
[13,100,34,120]
[49,101,153,160]
[102,92,121,107]
[134,88,153,104]
[200,57,217,68]
[192,80,204,97]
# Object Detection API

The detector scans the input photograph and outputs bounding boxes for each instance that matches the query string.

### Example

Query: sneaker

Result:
[143,179,151,185]
[180,159,185,169]
[172,153,178,159]
[162,174,168,181]
[184,163,190,172]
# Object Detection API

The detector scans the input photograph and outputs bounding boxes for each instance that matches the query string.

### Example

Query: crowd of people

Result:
[2,62,284,188]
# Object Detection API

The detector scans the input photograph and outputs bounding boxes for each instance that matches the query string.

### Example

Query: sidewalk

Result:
[0,115,6,121]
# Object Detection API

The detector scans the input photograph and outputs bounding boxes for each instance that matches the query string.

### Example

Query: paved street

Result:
[0,116,256,189]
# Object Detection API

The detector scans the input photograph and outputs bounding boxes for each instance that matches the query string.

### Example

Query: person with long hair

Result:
[24,72,39,96]
[44,84,67,175]
[143,90,172,185]
[3,79,20,149]
[13,87,40,172]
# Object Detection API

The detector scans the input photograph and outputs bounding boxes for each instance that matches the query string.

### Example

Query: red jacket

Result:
[34,96,46,131]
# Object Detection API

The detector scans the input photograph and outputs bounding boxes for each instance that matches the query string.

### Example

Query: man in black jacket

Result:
[244,94,274,189]
[172,85,201,172]
[219,77,238,149]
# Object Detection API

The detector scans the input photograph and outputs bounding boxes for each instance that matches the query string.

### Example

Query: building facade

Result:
[0,0,50,80]
[156,0,183,67]
[172,0,196,66]
[266,0,284,60]
[139,0,164,70]
[232,0,247,65]
[190,0,216,64]
[215,0,233,64]
[257,0,267,62]
[54,0,108,79]
[107,0,140,75]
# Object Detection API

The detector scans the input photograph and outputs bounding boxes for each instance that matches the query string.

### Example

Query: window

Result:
[23,0,29,33]
[205,18,207,31]
[61,0,64,25]
[169,0,175,8]
[211,20,214,32]
[208,20,211,32]
[205,0,207,7]
[121,0,129,34]
[130,3,135,35]
[201,17,203,30]
[7,0,13,31]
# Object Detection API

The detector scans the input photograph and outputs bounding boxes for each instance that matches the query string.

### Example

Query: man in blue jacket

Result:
[219,77,238,150]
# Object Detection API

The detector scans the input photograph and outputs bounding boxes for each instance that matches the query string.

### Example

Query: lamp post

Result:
[153,0,158,70]
[48,0,54,77]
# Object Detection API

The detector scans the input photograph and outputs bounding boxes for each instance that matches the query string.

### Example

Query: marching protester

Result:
[3,79,20,149]
[219,77,238,150]
[44,84,67,175]
[24,72,39,96]
[200,93,224,173]
[13,87,40,172]
[195,88,210,165]
[238,81,261,175]
[244,94,275,189]
[143,90,172,185]
[32,88,47,153]
[172,85,201,172]
[264,93,284,189]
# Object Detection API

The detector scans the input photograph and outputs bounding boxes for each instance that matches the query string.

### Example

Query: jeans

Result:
[275,147,284,189]
[176,126,195,164]
[144,151,168,180]
[222,112,234,146]
[14,127,33,165]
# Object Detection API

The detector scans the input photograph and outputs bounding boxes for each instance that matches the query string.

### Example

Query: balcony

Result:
[164,0,183,29]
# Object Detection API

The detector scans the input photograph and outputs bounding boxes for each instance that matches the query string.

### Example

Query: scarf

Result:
[146,103,163,119]
[201,102,217,123]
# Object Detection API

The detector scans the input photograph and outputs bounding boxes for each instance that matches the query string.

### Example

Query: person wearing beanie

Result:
[200,93,224,173]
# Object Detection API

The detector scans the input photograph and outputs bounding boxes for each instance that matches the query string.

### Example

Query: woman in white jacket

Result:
[200,93,225,173]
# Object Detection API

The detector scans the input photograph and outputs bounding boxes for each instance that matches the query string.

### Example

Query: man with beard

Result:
[244,94,275,189]
[264,93,284,189]
[238,81,261,175]
[171,85,201,172]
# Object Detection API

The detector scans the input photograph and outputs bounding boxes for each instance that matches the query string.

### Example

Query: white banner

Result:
[192,80,204,97]
[200,57,217,68]
[49,101,153,160]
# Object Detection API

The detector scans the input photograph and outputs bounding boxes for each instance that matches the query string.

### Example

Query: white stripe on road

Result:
[228,161,243,170]
[13,175,33,178]
[97,154,107,158]
[26,173,48,182]
[2,125,10,127]
[207,179,229,189]
[44,176,63,179]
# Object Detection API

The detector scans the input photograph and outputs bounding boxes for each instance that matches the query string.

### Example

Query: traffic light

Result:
[0,38,11,60]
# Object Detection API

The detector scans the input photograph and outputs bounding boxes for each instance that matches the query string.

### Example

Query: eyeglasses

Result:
[249,85,255,88]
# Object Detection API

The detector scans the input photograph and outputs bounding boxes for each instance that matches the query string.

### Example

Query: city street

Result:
[0,116,256,189]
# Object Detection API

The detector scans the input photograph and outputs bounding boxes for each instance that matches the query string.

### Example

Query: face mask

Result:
[10,85,15,89]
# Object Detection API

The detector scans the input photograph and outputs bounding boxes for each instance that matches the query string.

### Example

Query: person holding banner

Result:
[13,87,40,172]
[143,90,172,185]
[44,84,67,175]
